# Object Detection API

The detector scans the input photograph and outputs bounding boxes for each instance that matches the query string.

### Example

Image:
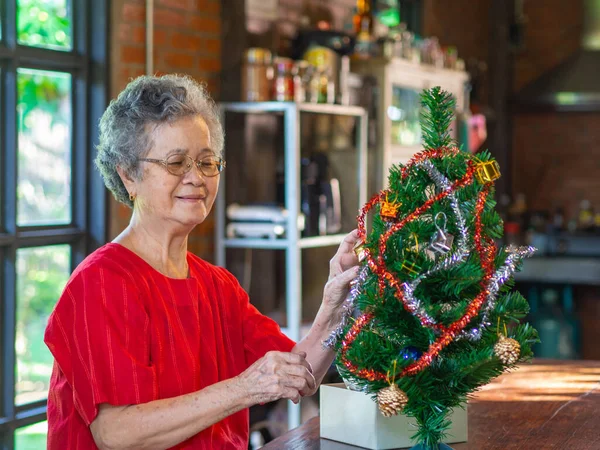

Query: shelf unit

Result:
[215,101,368,430]
[221,233,349,250]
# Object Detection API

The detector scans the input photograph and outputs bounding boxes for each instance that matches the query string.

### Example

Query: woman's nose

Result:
[183,162,206,185]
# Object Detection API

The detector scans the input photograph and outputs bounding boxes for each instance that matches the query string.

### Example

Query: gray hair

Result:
[95,74,224,208]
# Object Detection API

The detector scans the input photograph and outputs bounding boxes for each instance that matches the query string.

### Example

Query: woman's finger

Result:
[279,364,316,392]
[281,387,301,404]
[323,265,360,308]
[281,373,313,393]
[279,352,311,373]
[335,229,361,256]
[335,265,360,286]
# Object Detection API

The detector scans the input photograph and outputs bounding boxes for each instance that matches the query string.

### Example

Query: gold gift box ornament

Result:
[353,240,368,263]
[400,258,422,278]
[474,160,501,184]
[380,192,401,221]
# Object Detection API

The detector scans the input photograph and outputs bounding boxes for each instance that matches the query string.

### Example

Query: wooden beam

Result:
[488,0,514,203]
[220,0,247,102]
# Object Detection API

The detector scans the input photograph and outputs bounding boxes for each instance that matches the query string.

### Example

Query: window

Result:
[0,1,108,447]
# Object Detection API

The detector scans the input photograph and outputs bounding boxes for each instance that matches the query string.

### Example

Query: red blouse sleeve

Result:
[44,265,158,426]
[226,274,296,366]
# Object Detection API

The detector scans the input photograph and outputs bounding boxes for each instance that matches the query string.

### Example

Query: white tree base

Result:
[320,383,468,450]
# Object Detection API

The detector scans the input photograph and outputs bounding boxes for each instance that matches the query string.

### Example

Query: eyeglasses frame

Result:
[138,154,226,177]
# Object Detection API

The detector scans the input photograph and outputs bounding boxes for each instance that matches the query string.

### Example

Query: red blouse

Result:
[44,243,295,449]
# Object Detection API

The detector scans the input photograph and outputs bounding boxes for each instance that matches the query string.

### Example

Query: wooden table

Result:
[262,360,600,449]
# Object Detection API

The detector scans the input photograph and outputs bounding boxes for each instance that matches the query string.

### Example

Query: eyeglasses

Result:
[138,154,226,177]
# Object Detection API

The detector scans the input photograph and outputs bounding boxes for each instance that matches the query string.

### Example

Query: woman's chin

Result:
[177,208,209,227]
[178,213,206,227]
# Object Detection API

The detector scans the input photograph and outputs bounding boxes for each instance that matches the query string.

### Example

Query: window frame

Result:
[0,0,108,446]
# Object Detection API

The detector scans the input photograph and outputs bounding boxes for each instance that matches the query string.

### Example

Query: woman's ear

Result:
[116,165,136,196]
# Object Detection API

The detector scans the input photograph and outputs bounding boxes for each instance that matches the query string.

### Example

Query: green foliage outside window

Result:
[18,0,71,50]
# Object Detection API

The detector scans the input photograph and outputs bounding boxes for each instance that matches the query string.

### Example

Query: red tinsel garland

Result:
[342,148,498,380]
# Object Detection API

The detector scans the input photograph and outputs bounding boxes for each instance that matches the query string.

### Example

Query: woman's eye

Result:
[168,158,186,166]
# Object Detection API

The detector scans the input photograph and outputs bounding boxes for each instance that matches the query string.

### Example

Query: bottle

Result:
[353,0,374,59]
[577,199,594,232]
[509,192,527,230]
[241,48,272,102]
[533,288,562,359]
[559,286,579,359]
[353,0,373,37]
[307,66,321,103]
[552,207,565,233]
[594,210,600,233]
[293,60,309,103]
[272,57,295,102]
[318,70,335,104]
[504,222,521,247]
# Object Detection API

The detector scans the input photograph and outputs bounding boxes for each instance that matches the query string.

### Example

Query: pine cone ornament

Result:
[494,335,521,365]
[377,384,409,417]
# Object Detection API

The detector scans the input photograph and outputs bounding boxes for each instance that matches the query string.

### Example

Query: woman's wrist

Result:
[315,302,342,335]
[229,374,257,409]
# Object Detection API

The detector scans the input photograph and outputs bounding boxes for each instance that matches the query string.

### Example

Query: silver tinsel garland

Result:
[322,265,370,349]
[457,244,536,341]
[400,160,470,328]
[411,161,470,283]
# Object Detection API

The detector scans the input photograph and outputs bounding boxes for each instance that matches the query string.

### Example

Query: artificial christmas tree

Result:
[323,87,539,449]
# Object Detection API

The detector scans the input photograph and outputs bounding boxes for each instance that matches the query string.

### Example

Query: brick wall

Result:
[513,0,582,92]
[109,0,221,260]
[513,114,600,218]
[422,0,583,97]
[422,0,491,104]
[512,1,596,219]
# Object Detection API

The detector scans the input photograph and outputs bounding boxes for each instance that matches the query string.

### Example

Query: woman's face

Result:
[130,115,220,228]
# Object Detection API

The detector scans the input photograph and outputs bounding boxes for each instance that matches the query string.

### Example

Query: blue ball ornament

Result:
[399,346,422,361]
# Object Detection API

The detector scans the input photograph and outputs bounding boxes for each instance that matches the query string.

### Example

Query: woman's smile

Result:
[176,194,206,203]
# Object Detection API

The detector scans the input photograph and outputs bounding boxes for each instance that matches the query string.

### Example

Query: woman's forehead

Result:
[147,116,212,155]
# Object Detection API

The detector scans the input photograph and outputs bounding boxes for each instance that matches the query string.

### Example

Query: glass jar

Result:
[318,70,335,104]
[272,57,295,102]
[293,60,309,103]
[241,48,273,102]
[306,65,320,103]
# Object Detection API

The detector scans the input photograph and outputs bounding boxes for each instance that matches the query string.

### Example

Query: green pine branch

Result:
[420,87,456,150]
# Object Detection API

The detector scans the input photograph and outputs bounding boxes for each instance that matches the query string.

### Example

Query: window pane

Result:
[17,69,72,226]
[15,421,48,449]
[15,245,70,405]
[17,0,72,51]
[389,85,422,147]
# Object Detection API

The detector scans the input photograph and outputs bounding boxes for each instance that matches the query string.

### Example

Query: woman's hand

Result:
[328,229,361,281]
[235,351,317,405]
[322,230,361,319]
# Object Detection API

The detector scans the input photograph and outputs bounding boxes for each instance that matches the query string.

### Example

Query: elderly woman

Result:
[44,74,360,449]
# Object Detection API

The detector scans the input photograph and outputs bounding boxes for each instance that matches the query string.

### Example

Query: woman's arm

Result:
[294,230,361,393]
[91,377,246,450]
[90,351,315,450]
[292,297,353,391]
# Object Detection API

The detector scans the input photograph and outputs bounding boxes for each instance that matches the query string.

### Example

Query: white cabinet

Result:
[351,57,469,191]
